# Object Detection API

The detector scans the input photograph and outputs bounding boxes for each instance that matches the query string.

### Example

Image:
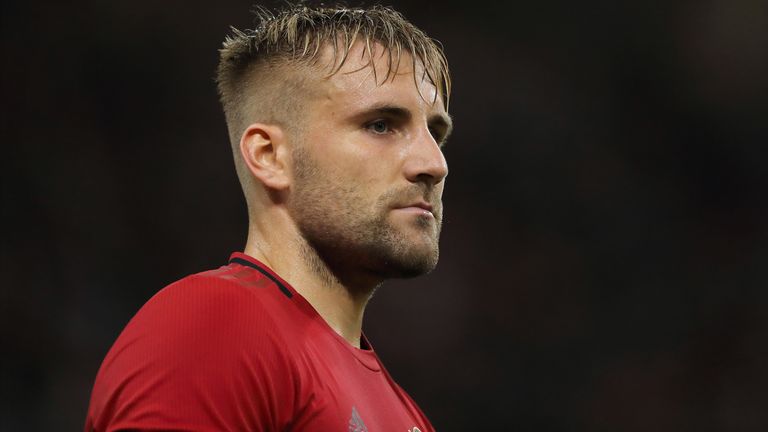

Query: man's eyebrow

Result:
[352,104,413,121]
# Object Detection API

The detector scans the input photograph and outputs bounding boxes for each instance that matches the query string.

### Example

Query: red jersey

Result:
[85,252,434,432]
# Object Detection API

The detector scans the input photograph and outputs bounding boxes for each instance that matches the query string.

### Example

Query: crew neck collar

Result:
[227,252,382,371]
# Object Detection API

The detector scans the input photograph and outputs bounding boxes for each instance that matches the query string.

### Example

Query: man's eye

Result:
[428,126,441,142]
[429,126,446,147]
[367,120,390,134]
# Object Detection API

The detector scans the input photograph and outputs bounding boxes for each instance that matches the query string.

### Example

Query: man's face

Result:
[287,43,452,282]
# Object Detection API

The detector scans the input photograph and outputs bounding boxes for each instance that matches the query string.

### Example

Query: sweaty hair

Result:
[215,3,451,146]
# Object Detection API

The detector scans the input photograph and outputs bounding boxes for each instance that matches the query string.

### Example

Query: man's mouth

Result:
[393,201,435,217]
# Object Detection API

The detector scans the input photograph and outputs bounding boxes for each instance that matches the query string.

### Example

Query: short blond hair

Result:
[215,4,451,144]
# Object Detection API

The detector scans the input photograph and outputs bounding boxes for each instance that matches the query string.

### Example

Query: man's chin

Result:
[370,246,440,279]
[388,263,437,279]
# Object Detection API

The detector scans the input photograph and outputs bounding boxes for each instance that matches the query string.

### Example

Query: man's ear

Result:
[239,123,291,190]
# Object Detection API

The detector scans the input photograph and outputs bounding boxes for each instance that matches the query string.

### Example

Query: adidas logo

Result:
[348,406,422,432]
[349,406,368,432]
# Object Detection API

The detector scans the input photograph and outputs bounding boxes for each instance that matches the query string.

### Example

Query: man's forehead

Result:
[310,41,445,114]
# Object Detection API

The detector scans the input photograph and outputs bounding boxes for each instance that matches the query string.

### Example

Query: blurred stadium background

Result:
[2,0,767,430]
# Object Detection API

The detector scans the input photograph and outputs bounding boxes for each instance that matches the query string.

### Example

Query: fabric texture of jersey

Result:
[85,252,434,432]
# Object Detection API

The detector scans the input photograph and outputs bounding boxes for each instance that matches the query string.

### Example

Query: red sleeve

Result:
[85,275,297,432]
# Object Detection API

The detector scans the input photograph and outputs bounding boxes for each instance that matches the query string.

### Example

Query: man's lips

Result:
[394,202,435,216]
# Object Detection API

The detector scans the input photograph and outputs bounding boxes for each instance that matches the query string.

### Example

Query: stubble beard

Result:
[289,147,442,286]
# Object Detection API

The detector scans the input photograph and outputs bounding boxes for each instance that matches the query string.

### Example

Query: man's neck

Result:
[243,220,378,349]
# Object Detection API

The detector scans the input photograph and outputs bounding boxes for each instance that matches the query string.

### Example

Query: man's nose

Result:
[403,128,449,187]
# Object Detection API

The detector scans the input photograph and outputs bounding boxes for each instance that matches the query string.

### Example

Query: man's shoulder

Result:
[124,258,299,343]
[87,259,302,431]
[93,258,303,391]
[155,258,292,307]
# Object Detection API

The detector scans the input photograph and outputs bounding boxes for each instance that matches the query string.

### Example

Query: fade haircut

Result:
[214,3,451,192]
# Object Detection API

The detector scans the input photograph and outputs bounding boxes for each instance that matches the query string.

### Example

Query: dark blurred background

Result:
[2,0,768,430]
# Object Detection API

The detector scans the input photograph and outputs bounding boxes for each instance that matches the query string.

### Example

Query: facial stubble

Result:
[289,146,443,285]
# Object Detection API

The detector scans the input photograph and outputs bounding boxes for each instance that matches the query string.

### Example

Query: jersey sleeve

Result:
[85,274,297,432]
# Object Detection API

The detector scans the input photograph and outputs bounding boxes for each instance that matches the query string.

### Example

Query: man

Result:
[86,4,452,431]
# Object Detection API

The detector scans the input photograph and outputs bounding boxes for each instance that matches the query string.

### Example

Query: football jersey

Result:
[85,252,434,432]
